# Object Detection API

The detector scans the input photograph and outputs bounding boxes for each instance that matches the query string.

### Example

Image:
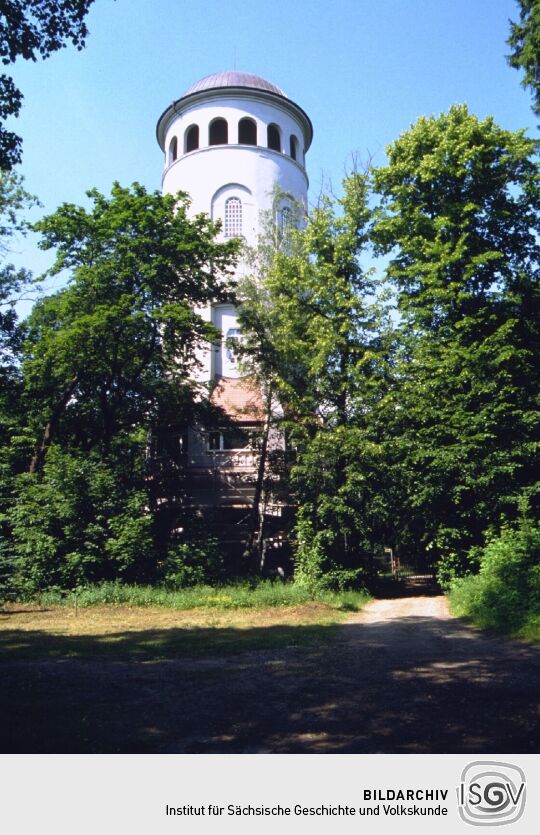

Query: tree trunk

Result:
[28,374,79,474]
[245,383,273,569]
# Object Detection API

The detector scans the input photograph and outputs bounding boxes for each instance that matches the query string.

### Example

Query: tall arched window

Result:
[238,117,257,145]
[267,124,281,152]
[185,124,199,152]
[209,118,228,145]
[289,134,298,161]
[168,136,177,165]
[224,197,242,237]
[280,206,292,235]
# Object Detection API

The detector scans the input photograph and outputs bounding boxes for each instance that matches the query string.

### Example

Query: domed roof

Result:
[182,71,287,99]
[156,70,313,152]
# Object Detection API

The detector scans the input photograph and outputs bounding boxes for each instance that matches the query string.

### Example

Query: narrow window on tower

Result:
[238,117,257,145]
[185,124,199,152]
[278,205,294,252]
[168,136,178,164]
[225,327,242,363]
[280,206,292,235]
[267,123,281,152]
[289,134,298,160]
[209,118,228,145]
[224,197,242,237]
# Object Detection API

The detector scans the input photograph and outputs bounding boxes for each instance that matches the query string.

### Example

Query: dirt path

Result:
[2,595,539,753]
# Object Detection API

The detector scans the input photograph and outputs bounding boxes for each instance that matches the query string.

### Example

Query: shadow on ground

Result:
[1,606,539,754]
[373,575,441,599]
[0,622,337,661]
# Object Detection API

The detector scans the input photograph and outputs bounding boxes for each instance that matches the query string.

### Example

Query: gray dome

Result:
[156,70,312,152]
[182,71,287,99]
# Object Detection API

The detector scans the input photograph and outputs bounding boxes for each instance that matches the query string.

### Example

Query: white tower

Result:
[156,71,312,383]
[156,72,312,526]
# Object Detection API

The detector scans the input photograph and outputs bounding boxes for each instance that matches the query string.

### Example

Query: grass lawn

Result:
[0,596,367,660]
[0,589,370,752]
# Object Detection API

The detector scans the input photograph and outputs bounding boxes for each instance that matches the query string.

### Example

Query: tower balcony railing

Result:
[205,448,259,469]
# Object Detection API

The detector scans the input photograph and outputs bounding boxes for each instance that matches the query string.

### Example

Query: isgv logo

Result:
[458,761,526,826]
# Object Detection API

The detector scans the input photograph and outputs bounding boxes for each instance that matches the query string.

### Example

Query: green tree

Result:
[373,104,540,566]
[2,182,239,592]
[9,445,153,594]
[507,0,540,119]
[0,0,95,169]
[0,171,39,595]
[24,182,238,472]
[0,170,37,376]
[236,192,305,566]
[240,174,393,588]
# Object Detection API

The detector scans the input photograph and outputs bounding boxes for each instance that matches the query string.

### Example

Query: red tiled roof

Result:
[210,376,265,422]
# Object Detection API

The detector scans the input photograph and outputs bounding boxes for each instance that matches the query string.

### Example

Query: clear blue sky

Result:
[6,0,535,287]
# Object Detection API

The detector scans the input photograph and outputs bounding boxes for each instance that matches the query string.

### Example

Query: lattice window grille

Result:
[224,197,242,237]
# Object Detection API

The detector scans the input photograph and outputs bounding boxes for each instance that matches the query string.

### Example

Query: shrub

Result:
[293,513,326,591]
[31,579,371,611]
[160,536,225,588]
[436,547,482,591]
[293,511,369,592]
[6,446,153,595]
[449,518,540,635]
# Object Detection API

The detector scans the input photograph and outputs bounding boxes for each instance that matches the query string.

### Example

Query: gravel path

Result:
[2,595,539,753]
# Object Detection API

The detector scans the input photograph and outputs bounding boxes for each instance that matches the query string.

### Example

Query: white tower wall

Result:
[156,73,312,384]
[161,97,309,243]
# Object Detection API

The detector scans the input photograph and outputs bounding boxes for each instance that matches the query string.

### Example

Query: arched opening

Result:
[168,136,178,165]
[267,123,281,152]
[209,118,228,146]
[185,124,199,153]
[238,117,257,145]
[224,197,242,237]
[289,134,298,161]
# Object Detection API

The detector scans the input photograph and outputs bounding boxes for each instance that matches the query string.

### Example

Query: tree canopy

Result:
[239,175,394,588]
[24,182,238,468]
[372,104,540,565]
[0,170,37,378]
[237,106,540,588]
[1,182,240,593]
[507,0,540,120]
[0,0,95,169]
